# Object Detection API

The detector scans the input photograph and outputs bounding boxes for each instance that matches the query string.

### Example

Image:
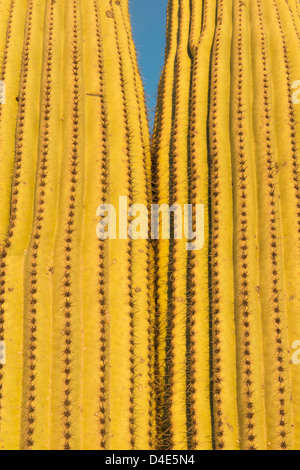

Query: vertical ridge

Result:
[0,0,46,450]
[22,0,59,450]
[209,0,239,450]
[116,0,155,450]
[165,0,191,451]
[275,0,300,449]
[0,0,27,248]
[187,0,216,450]
[151,0,180,449]
[230,0,267,450]
[189,0,203,57]
[51,0,85,450]
[80,0,109,450]
[252,0,293,450]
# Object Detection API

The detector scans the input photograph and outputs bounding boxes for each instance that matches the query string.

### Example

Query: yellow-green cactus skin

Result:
[1,0,300,452]
[0,0,154,450]
[152,0,300,450]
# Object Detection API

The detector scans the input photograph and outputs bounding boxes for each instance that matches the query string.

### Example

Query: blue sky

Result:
[129,0,168,126]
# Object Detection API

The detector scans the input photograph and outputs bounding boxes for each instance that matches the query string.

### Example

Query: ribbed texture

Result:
[0,0,300,452]
[152,0,300,450]
[0,0,153,450]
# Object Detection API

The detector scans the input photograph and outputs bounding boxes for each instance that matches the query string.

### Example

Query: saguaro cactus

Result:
[1,0,300,452]
[0,0,154,450]
[152,0,300,450]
